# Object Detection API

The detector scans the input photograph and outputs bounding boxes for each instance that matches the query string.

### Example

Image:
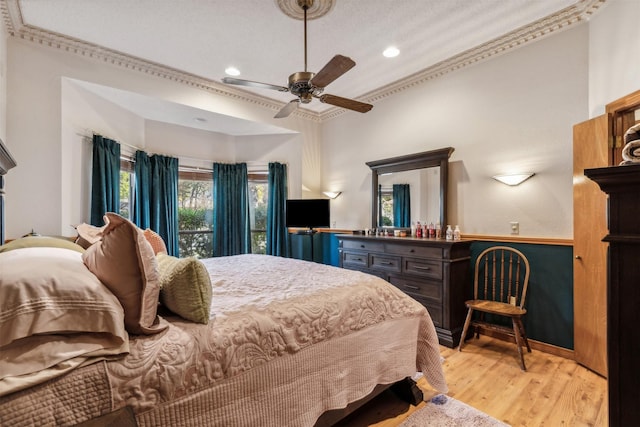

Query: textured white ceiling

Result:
[7,0,604,130]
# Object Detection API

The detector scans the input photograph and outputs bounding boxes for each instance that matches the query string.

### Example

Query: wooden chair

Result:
[458,246,532,370]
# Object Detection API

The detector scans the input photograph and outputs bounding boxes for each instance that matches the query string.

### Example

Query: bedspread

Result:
[1,254,447,427]
[109,255,447,425]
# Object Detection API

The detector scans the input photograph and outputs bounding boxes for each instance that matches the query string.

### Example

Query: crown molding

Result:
[2,0,605,125]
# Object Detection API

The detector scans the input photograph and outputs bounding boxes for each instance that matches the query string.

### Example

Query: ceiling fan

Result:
[221,0,373,118]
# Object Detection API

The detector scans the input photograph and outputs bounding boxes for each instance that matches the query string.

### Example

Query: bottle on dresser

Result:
[445,225,453,241]
[453,225,461,241]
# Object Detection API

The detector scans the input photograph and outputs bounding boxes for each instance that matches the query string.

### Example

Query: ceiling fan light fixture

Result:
[383,46,400,58]
[224,66,241,76]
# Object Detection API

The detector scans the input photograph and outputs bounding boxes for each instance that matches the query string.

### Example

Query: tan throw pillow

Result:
[157,253,212,324]
[143,229,168,255]
[75,223,105,249]
[0,236,84,253]
[82,213,167,335]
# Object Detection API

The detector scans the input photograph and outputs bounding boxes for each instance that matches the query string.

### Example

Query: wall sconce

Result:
[323,191,342,199]
[492,173,535,186]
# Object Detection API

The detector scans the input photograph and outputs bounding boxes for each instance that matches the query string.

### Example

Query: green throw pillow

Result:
[156,253,212,324]
[0,236,85,253]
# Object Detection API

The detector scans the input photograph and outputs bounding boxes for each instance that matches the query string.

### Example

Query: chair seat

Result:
[465,299,527,317]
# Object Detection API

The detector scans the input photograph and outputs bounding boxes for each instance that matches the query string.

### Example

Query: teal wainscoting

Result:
[470,241,574,350]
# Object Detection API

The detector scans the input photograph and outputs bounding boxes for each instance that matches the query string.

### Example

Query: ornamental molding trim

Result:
[2,0,605,124]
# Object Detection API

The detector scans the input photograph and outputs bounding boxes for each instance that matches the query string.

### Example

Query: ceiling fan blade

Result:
[274,99,301,118]
[319,94,373,113]
[310,55,356,88]
[222,77,289,92]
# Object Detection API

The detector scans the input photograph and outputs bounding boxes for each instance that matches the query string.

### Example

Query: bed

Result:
[0,213,447,426]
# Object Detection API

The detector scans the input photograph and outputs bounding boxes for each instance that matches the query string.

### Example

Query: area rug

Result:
[400,394,510,427]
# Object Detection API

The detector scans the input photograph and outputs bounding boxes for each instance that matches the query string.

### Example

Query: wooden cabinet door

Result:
[572,115,609,377]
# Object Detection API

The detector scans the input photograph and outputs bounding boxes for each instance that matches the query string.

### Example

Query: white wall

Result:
[0,16,6,142]
[6,37,320,238]
[322,25,589,237]
[588,0,640,116]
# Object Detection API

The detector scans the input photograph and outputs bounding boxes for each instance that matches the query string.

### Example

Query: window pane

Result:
[178,178,213,258]
[119,170,133,220]
[249,180,268,254]
[380,192,393,226]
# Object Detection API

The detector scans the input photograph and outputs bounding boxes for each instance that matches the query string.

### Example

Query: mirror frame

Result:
[366,147,454,229]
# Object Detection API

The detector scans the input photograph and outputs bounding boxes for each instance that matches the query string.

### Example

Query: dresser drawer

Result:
[342,251,368,268]
[342,239,385,252]
[407,295,443,327]
[389,275,442,302]
[385,243,442,259]
[370,254,401,272]
[403,258,443,280]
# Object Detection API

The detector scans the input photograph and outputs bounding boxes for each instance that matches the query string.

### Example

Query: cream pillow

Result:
[0,236,84,253]
[82,213,166,335]
[0,247,129,379]
[157,253,212,324]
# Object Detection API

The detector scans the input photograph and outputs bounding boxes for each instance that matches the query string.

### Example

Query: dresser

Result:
[585,164,640,427]
[338,234,472,347]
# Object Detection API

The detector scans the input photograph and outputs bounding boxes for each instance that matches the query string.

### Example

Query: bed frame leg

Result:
[390,377,424,406]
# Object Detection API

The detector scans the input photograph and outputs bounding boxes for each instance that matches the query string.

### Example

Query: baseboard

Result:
[474,325,574,360]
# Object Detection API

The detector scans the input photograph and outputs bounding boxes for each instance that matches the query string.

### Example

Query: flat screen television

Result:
[286,199,330,229]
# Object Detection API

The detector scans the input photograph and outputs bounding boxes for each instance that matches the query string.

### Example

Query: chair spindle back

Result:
[474,246,530,309]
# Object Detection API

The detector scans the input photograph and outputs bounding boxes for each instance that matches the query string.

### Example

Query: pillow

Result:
[143,229,168,255]
[75,223,105,249]
[0,236,84,253]
[82,213,166,335]
[0,247,129,378]
[157,253,212,324]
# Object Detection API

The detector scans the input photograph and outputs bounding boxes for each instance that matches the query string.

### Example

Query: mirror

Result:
[366,147,453,229]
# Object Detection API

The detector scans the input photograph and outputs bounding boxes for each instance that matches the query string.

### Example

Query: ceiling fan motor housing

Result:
[288,71,318,103]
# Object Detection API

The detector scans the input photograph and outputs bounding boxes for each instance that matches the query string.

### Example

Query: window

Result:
[379,188,393,226]
[178,170,213,258]
[117,158,270,258]
[119,158,135,220]
[248,173,268,255]
[176,170,269,257]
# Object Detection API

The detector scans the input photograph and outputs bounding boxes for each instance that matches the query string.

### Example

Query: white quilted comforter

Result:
[1,254,447,427]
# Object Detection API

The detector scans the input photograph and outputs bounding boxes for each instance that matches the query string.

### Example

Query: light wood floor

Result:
[336,335,608,426]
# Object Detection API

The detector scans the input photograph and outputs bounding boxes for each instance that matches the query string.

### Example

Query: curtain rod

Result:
[76,131,284,170]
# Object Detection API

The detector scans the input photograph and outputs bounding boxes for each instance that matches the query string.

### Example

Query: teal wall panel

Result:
[470,241,574,350]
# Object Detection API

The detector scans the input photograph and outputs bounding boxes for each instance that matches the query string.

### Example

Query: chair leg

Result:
[515,318,531,353]
[511,318,527,371]
[458,308,473,352]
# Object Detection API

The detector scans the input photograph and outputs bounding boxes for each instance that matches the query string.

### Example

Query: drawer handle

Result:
[360,244,365,248]
[404,284,420,291]
[380,261,394,266]
[410,249,415,253]
[414,266,431,271]
[353,257,363,262]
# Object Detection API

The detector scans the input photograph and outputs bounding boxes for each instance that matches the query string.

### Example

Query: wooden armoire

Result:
[573,89,640,378]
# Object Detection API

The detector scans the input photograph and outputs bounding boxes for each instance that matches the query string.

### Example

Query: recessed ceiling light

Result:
[225,66,240,76]
[383,47,400,58]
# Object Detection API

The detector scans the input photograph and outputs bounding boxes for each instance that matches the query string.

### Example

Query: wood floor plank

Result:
[342,336,607,427]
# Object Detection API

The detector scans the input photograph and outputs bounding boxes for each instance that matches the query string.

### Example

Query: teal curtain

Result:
[90,135,120,226]
[393,184,411,227]
[266,162,288,257]
[133,150,151,228]
[134,150,179,256]
[213,163,251,256]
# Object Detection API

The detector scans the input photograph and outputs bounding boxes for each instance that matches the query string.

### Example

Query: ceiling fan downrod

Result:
[298,0,314,72]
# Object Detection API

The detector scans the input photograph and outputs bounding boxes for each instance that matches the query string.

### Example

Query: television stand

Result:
[296,228,317,262]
